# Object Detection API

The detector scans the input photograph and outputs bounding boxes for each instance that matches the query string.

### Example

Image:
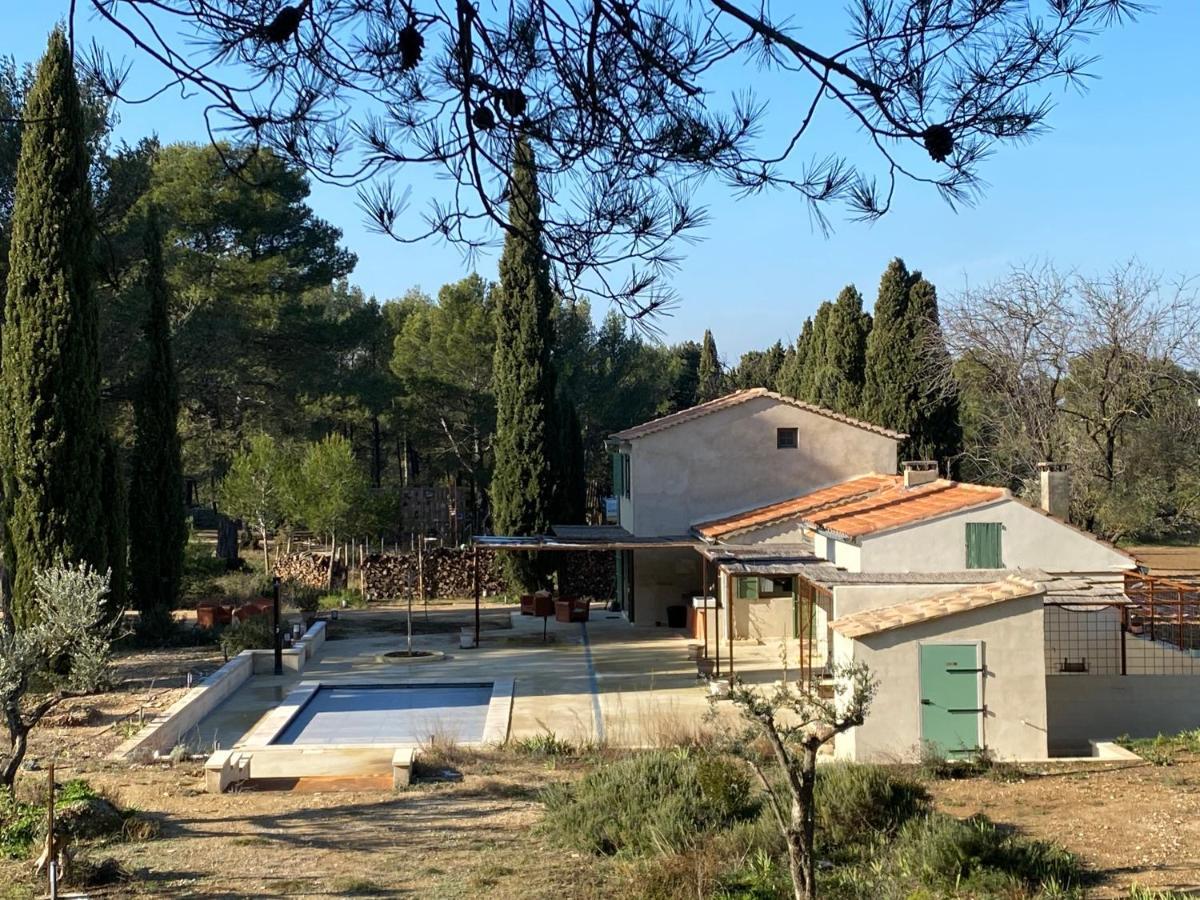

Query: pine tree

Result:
[491,137,558,590]
[0,30,106,623]
[697,329,722,401]
[810,285,871,414]
[776,318,814,399]
[861,258,962,464]
[129,210,186,635]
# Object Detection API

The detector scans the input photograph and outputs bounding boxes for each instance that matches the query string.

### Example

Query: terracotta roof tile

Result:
[830,576,1044,639]
[809,480,1006,539]
[694,474,897,539]
[609,388,906,442]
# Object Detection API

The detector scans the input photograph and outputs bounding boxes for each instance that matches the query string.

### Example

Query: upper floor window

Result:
[965,522,1003,568]
[777,427,798,449]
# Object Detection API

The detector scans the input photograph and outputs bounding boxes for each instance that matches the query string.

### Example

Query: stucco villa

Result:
[478,388,1199,761]
[598,389,1199,761]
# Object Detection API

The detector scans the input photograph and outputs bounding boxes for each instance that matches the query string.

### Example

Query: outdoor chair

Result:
[554,597,589,623]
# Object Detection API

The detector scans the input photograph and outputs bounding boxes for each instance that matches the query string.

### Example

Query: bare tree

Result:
[0,562,121,793]
[720,663,876,900]
[81,1,1141,322]
[945,260,1200,535]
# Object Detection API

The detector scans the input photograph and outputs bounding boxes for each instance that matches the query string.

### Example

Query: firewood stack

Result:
[360,549,506,601]
[273,552,339,589]
[555,551,616,600]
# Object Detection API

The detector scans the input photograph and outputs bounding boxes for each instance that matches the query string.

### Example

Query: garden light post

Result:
[273,576,282,676]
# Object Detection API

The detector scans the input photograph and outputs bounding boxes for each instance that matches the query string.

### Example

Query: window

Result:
[611,452,631,499]
[776,427,798,449]
[736,576,793,600]
[965,522,1003,568]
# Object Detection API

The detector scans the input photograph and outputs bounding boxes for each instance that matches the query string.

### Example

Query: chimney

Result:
[901,460,939,489]
[1038,462,1070,520]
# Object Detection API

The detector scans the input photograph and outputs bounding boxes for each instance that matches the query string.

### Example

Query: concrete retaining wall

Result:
[1047,675,1200,755]
[110,651,254,760]
[111,620,329,761]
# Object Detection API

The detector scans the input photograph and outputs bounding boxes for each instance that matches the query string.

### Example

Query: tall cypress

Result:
[556,398,586,524]
[861,258,962,463]
[491,137,557,590]
[0,30,106,623]
[129,210,186,634]
[776,318,814,399]
[101,437,128,615]
[905,275,962,463]
[697,329,722,401]
[797,301,833,403]
[810,285,871,414]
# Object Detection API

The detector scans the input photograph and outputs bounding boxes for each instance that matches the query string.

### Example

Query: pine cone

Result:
[398,24,424,71]
[922,124,954,163]
[472,105,496,131]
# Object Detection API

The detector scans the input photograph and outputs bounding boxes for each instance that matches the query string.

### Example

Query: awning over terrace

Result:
[471,526,699,552]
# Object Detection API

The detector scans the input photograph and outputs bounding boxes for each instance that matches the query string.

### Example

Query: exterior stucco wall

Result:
[626,397,898,536]
[727,519,810,546]
[632,547,700,626]
[1046,675,1200,755]
[830,583,978,619]
[834,597,1048,762]
[855,500,1133,575]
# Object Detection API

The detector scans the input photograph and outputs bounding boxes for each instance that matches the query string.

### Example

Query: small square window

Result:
[776,427,798,449]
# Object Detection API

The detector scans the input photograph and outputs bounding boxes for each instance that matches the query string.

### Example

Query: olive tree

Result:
[720,663,876,900]
[0,562,120,793]
[219,433,291,574]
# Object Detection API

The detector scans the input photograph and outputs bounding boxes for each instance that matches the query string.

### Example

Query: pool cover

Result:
[272,683,493,746]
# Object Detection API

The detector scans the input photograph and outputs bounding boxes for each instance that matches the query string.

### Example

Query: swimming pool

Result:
[272,682,494,746]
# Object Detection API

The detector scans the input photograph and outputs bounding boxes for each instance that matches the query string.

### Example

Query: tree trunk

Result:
[371,415,383,487]
[260,524,271,576]
[2,712,28,795]
[327,533,337,591]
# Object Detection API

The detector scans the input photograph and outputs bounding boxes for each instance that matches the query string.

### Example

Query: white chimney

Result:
[902,460,939,489]
[1038,463,1070,520]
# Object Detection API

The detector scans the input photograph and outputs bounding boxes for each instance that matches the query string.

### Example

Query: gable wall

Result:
[627,397,898,536]
[855,500,1133,575]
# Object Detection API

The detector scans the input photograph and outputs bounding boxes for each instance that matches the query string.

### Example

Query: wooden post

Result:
[727,572,735,678]
[700,557,708,663]
[473,546,481,648]
[46,762,57,899]
[1120,604,1128,676]
[714,566,721,677]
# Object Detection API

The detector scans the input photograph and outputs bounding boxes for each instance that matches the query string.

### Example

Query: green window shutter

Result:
[623,454,631,497]
[737,576,759,600]
[966,522,1003,568]
[611,452,624,496]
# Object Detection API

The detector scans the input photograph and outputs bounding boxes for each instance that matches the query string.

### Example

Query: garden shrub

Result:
[815,763,930,857]
[218,614,274,656]
[541,750,758,857]
[891,813,1080,893]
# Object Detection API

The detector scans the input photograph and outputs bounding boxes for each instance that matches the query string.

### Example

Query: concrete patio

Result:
[187,602,795,752]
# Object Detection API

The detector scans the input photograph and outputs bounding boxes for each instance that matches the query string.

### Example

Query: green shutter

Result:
[737,576,759,600]
[965,522,1003,568]
[611,451,624,496]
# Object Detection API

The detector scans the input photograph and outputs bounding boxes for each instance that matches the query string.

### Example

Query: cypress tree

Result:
[797,301,833,403]
[861,258,962,463]
[555,398,586,524]
[810,285,871,414]
[666,340,701,412]
[697,329,722,401]
[491,137,557,590]
[0,30,106,623]
[776,318,814,399]
[905,275,962,463]
[861,258,919,433]
[101,437,129,616]
[129,210,186,635]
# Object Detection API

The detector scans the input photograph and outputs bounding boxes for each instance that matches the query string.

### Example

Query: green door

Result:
[919,644,983,758]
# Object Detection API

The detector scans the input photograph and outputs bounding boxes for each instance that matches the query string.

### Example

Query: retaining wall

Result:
[1046,674,1200,755]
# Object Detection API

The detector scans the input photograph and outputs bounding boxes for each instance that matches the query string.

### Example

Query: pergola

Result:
[466,527,700,646]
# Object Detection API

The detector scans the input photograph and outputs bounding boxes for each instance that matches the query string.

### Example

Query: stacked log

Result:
[556,551,615,601]
[361,549,506,601]
[273,552,346,590]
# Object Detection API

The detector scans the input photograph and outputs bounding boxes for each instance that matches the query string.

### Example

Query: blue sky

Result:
[9,4,1199,359]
